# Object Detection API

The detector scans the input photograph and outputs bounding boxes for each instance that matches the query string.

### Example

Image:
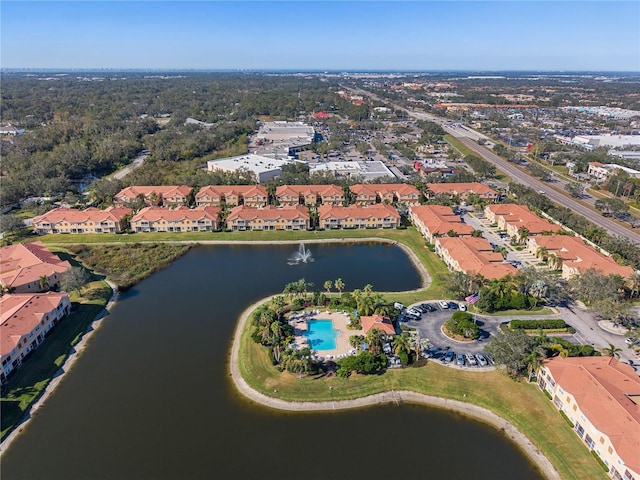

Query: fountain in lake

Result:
[288,243,314,265]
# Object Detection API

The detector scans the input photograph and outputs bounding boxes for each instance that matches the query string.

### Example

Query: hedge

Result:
[509,319,566,330]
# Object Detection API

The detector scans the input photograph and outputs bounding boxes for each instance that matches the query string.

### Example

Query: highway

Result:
[346,85,640,245]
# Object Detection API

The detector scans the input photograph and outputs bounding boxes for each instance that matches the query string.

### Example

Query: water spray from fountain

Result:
[288,242,314,265]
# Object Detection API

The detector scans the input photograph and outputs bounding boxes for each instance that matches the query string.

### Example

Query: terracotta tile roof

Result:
[196,185,267,199]
[437,237,516,280]
[427,182,497,196]
[317,204,400,220]
[543,356,640,472]
[130,206,220,223]
[0,242,71,290]
[360,314,396,335]
[275,184,343,197]
[32,207,132,225]
[531,235,634,277]
[227,205,310,221]
[410,205,474,237]
[350,184,378,196]
[0,292,69,355]
[487,204,562,235]
[115,185,192,200]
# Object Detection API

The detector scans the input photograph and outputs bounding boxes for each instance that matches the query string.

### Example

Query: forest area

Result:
[0,72,368,208]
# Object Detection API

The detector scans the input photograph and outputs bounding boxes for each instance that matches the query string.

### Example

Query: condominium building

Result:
[485,204,562,241]
[275,185,344,207]
[32,207,132,234]
[350,183,421,206]
[130,206,221,232]
[538,356,640,480]
[1,292,71,383]
[226,205,310,231]
[435,236,516,280]
[317,204,400,230]
[409,205,474,243]
[0,241,71,293]
[426,182,498,202]
[195,185,268,208]
[114,185,193,207]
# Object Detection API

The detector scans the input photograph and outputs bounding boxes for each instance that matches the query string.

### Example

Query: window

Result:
[600,436,605,445]
[585,434,594,449]
[575,423,584,438]
[572,404,577,411]
[608,446,613,454]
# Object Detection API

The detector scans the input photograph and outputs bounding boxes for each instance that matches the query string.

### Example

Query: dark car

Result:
[421,303,436,312]
[449,302,458,310]
[456,353,465,366]
[444,351,455,363]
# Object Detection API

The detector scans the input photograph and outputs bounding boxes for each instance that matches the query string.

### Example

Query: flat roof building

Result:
[207,154,294,183]
[310,161,395,182]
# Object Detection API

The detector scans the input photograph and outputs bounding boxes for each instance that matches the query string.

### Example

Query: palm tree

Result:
[362,284,374,296]
[525,347,546,382]
[366,328,385,354]
[38,275,50,292]
[517,226,530,245]
[392,335,411,356]
[323,280,333,294]
[334,278,345,294]
[547,253,561,270]
[349,334,364,352]
[602,343,622,358]
[628,271,640,299]
[536,246,549,262]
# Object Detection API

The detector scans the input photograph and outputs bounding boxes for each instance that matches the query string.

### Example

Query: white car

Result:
[438,300,449,309]
[458,303,467,312]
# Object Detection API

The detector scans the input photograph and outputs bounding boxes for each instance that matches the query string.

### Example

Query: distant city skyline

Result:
[2,1,639,71]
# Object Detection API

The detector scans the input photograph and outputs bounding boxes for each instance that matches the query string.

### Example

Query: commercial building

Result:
[537,356,640,480]
[32,207,132,234]
[252,121,317,158]
[588,162,640,181]
[226,205,310,231]
[114,185,193,207]
[317,204,400,230]
[526,235,634,279]
[434,237,516,280]
[207,154,294,183]
[0,241,71,293]
[310,161,395,182]
[130,206,221,233]
[409,205,474,243]
[1,292,71,383]
[195,185,268,207]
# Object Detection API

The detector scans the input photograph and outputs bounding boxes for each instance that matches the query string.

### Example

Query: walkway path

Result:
[228,297,560,480]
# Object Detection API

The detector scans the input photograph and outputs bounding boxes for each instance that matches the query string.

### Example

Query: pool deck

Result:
[289,310,364,360]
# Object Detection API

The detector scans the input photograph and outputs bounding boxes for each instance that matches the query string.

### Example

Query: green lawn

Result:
[237,309,606,480]
[0,281,112,441]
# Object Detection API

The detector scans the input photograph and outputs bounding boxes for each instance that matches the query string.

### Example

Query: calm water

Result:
[1,244,543,480]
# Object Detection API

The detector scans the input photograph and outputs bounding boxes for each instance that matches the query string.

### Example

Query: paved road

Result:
[346,85,640,245]
[111,150,149,180]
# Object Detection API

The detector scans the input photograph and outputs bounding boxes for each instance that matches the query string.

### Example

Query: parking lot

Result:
[399,301,504,369]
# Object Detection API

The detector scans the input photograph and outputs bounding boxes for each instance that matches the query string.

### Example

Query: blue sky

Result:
[2,1,639,71]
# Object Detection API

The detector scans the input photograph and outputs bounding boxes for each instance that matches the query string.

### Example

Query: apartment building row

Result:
[1,241,71,293]
[32,207,133,235]
[1,292,71,384]
[425,182,499,202]
[112,183,421,209]
[537,356,640,480]
[409,205,474,243]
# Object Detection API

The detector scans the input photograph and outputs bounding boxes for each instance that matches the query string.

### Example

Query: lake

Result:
[1,243,542,479]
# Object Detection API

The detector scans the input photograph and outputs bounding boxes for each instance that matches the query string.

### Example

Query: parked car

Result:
[449,301,458,310]
[421,303,436,312]
[458,303,467,312]
[475,353,488,366]
[438,300,449,309]
[456,353,465,366]
[444,351,455,363]
[405,313,421,321]
[394,302,405,311]
[465,354,477,366]
[408,308,422,316]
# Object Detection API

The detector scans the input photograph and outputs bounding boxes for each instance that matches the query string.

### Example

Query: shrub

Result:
[590,450,609,473]
[445,312,479,339]
[510,319,567,330]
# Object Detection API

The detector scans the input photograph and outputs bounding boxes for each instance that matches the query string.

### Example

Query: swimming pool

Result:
[304,319,338,351]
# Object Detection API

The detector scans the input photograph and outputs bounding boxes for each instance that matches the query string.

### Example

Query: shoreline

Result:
[229,297,560,480]
[0,280,118,455]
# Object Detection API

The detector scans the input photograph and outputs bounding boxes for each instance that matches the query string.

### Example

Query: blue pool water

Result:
[305,319,338,350]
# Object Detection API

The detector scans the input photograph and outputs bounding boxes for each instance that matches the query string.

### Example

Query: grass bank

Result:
[0,280,112,442]
[61,243,192,290]
[237,307,605,480]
